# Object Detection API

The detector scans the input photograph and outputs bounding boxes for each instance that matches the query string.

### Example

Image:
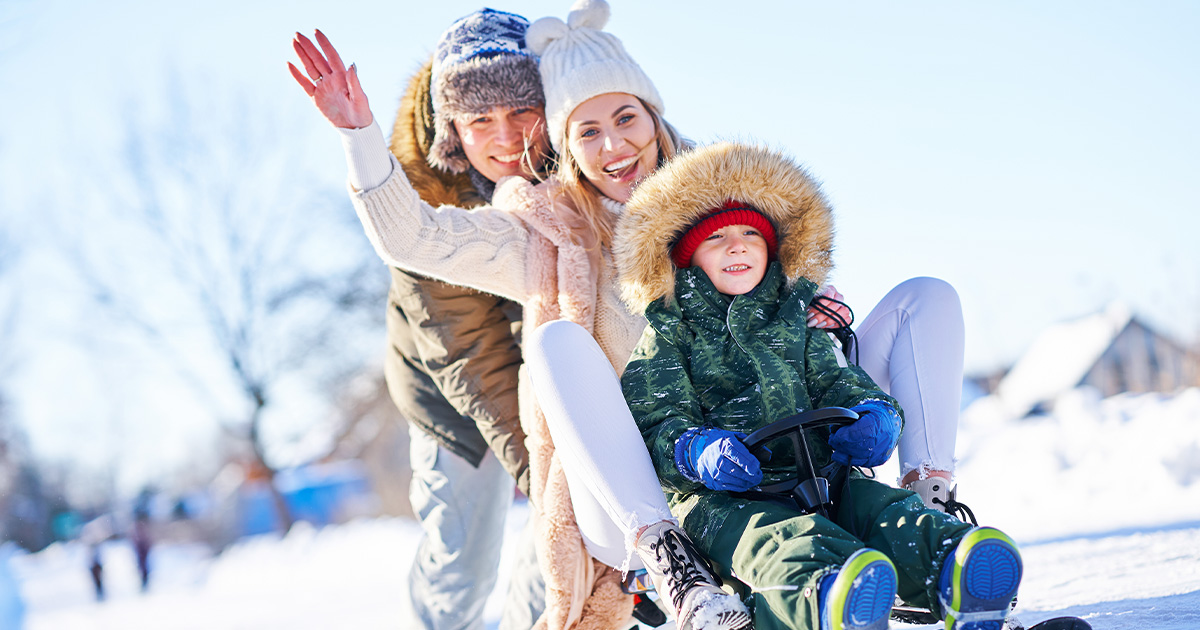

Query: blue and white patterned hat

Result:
[428,8,545,174]
[432,9,530,82]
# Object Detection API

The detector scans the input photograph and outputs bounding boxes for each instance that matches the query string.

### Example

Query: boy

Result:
[616,143,1022,630]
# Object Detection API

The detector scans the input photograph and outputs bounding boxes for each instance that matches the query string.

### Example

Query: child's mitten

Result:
[828,400,901,467]
[675,427,762,492]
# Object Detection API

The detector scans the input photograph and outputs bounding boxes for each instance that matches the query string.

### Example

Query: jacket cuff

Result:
[674,428,703,483]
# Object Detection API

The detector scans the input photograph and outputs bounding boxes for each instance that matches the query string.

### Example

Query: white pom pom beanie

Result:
[526,0,664,153]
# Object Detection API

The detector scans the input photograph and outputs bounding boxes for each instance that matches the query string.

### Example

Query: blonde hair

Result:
[552,97,688,248]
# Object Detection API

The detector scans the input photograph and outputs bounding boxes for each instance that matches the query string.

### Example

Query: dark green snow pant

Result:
[678,478,973,630]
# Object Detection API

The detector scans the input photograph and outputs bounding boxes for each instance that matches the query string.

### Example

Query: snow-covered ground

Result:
[8,388,1200,630]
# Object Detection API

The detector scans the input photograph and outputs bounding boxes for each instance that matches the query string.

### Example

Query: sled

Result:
[889,606,1092,629]
[619,408,1090,630]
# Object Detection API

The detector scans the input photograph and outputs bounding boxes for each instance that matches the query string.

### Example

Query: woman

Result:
[290,0,968,626]
[291,3,751,629]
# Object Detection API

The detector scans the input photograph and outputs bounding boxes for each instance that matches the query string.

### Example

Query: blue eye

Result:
[580,128,598,138]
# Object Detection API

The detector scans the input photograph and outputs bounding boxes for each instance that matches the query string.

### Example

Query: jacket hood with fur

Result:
[391,59,487,208]
[616,142,836,313]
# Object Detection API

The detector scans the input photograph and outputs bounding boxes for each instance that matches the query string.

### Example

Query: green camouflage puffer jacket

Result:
[621,261,901,505]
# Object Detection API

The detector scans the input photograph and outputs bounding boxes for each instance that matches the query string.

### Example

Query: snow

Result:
[8,388,1200,630]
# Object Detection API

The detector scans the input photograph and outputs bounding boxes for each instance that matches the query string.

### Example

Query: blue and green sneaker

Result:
[818,548,897,630]
[939,527,1023,630]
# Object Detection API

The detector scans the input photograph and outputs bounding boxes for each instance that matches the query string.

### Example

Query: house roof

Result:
[997,302,1132,417]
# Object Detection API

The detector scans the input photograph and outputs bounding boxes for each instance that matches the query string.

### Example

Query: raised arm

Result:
[288,31,530,302]
[347,162,532,303]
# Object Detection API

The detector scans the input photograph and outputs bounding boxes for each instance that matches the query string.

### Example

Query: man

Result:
[292,9,550,629]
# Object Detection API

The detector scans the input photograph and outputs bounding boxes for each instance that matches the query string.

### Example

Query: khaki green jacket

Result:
[384,59,527,493]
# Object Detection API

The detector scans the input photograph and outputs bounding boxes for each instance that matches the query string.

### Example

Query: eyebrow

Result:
[574,104,638,128]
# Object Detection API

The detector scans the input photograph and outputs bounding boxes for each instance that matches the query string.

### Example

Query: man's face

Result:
[454,105,550,183]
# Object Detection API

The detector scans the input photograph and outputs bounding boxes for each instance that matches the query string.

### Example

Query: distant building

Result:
[996,303,1200,417]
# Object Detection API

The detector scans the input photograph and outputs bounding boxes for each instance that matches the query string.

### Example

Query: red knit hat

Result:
[670,201,779,268]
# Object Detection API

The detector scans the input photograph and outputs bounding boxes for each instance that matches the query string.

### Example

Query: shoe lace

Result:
[933,487,978,525]
[653,528,718,612]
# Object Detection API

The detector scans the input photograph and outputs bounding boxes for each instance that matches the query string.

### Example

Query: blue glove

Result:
[828,400,902,467]
[675,427,763,492]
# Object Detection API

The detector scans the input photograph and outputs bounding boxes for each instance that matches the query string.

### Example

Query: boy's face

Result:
[690,224,769,296]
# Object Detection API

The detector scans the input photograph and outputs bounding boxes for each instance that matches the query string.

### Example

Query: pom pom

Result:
[566,0,610,30]
[526,16,568,55]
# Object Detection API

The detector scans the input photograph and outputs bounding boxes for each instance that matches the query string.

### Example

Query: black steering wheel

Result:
[740,407,859,516]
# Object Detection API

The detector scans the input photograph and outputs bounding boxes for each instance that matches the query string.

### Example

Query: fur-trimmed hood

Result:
[390,58,487,208]
[616,142,835,314]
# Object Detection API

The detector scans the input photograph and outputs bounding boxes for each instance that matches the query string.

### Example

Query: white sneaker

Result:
[635,521,752,630]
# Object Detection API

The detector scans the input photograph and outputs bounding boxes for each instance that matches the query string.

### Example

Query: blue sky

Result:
[2,0,1198,486]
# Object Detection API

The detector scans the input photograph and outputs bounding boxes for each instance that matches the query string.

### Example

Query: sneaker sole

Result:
[682,588,753,630]
[827,548,897,630]
[708,608,753,630]
[945,528,1023,630]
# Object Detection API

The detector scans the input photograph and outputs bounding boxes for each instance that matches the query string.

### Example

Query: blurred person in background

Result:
[131,500,153,592]
[80,516,110,602]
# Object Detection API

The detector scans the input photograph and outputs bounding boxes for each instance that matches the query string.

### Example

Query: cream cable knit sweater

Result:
[339,122,647,374]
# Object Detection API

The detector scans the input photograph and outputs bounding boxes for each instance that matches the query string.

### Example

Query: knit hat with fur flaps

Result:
[428,8,545,174]
[526,0,664,153]
[617,143,836,314]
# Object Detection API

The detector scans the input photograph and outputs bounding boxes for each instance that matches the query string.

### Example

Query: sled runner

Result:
[888,607,1092,629]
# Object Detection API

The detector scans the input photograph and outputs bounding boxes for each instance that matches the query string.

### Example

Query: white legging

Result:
[525,320,674,571]
[855,277,964,477]
[524,277,964,567]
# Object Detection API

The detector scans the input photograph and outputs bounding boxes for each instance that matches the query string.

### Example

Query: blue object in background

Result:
[236,461,375,537]
[0,543,26,630]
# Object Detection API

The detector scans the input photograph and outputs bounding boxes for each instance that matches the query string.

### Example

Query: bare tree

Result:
[64,73,387,533]
[0,0,25,540]
[0,226,21,537]
[0,180,52,552]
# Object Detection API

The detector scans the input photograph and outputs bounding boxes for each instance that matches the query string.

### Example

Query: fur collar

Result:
[390,58,487,208]
[616,142,835,313]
